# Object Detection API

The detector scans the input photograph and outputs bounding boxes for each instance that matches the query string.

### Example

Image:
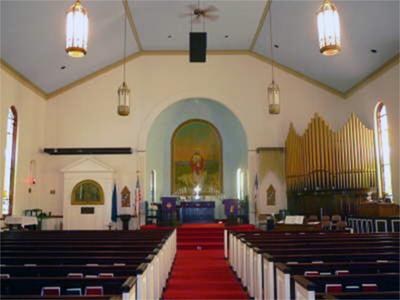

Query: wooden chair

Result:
[331,214,342,223]
[321,220,331,230]
[321,215,330,222]
[334,220,347,231]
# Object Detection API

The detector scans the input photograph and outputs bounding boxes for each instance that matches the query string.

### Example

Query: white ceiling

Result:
[254,0,400,92]
[129,0,266,50]
[0,0,399,95]
[1,0,138,93]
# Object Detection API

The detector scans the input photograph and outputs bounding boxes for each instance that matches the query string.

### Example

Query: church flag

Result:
[253,174,259,216]
[111,184,118,223]
[135,174,142,218]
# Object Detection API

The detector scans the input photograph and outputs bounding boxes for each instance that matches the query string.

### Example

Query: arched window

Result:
[374,102,392,200]
[150,170,157,203]
[236,168,244,200]
[2,106,18,215]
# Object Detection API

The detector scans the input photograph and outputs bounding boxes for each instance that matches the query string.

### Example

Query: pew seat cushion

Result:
[99,273,114,278]
[0,274,10,279]
[66,288,82,296]
[325,284,342,293]
[85,286,104,296]
[304,271,319,276]
[67,273,83,278]
[344,285,361,292]
[85,275,98,278]
[362,283,378,292]
[335,270,350,276]
[41,287,61,296]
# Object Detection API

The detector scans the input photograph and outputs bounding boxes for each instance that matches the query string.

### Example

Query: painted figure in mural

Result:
[190,151,205,187]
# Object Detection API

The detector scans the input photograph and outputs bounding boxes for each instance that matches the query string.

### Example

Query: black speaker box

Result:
[190,32,207,62]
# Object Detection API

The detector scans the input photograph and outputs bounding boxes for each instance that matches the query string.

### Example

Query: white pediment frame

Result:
[61,157,114,174]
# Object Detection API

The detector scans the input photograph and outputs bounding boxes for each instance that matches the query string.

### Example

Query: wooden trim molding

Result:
[250,0,271,51]
[47,51,143,99]
[3,50,398,102]
[0,59,48,99]
[248,51,345,98]
[122,0,143,51]
[343,53,400,99]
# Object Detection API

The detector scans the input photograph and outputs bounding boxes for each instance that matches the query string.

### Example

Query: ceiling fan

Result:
[180,1,219,24]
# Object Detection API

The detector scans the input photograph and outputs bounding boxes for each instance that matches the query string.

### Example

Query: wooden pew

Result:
[293,273,400,300]
[1,276,136,299]
[225,230,399,300]
[1,229,177,300]
[275,261,399,299]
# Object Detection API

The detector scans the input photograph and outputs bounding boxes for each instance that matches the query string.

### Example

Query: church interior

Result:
[0,0,399,299]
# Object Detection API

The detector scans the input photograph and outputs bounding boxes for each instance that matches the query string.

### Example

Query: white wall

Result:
[42,54,348,215]
[0,68,46,216]
[2,54,398,218]
[344,63,399,202]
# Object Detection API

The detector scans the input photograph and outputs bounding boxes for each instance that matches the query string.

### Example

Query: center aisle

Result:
[162,224,250,300]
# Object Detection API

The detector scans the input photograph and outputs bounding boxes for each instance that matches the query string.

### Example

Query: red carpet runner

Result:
[162,224,250,300]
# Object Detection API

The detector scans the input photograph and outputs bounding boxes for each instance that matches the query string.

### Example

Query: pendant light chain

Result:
[269,2,275,83]
[123,8,127,83]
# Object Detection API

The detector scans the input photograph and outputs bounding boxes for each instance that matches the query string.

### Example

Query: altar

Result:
[180,201,215,223]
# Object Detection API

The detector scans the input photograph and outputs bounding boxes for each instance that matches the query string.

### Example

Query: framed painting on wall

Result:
[71,179,104,205]
[171,119,223,196]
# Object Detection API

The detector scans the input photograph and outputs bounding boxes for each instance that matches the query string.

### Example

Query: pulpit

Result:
[118,214,133,230]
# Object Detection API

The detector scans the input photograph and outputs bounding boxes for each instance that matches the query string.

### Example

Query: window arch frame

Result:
[374,101,392,200]
[2,106,18,216]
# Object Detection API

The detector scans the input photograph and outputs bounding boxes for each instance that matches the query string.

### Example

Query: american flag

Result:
[135,174,142,218]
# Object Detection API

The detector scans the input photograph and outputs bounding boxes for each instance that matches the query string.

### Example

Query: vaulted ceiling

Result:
[1,0,399,98]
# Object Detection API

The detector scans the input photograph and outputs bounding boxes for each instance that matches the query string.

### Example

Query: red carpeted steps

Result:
[162,224,249,300]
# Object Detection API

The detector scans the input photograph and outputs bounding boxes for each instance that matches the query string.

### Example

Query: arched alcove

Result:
[146,98,248,218]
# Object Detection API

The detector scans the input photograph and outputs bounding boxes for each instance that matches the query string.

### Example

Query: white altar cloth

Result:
[5,216,38,228]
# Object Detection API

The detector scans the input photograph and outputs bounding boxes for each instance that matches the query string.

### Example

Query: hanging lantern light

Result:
[268,81,280,114]
[267,2,280,115]
[118,82,130,116]
[117,7,131,116]
[65,0,88,58]
[317,0,341,56]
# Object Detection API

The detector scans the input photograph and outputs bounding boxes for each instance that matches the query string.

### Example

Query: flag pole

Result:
[136,170,141,229]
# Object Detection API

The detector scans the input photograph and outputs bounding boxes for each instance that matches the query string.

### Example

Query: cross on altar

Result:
[194,185,201,200]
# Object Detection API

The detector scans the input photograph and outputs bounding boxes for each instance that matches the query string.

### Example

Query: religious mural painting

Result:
[267,184,276,206]
[171,119,222,196]
[71,179,104,205]
[121,186,131,207]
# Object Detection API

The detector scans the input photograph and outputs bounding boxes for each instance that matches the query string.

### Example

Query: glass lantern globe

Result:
[65,0,88,58]
[268,81,280,114]
[117,82,130,116]
[317,0,341,56]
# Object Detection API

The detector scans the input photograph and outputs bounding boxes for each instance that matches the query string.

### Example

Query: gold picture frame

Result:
[171,119,223,196]
[71,179,105,205]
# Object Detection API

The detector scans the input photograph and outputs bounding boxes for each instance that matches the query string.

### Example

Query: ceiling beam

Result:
[343,53,400,99]
[122,0,143,51]
[249,0,271,51]
[47,51,143,99]
[248,51,345,98]
[4,51,398,101]
[0,58,48,99]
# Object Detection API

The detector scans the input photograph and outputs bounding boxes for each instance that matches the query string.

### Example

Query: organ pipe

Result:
[285,113,377,192]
